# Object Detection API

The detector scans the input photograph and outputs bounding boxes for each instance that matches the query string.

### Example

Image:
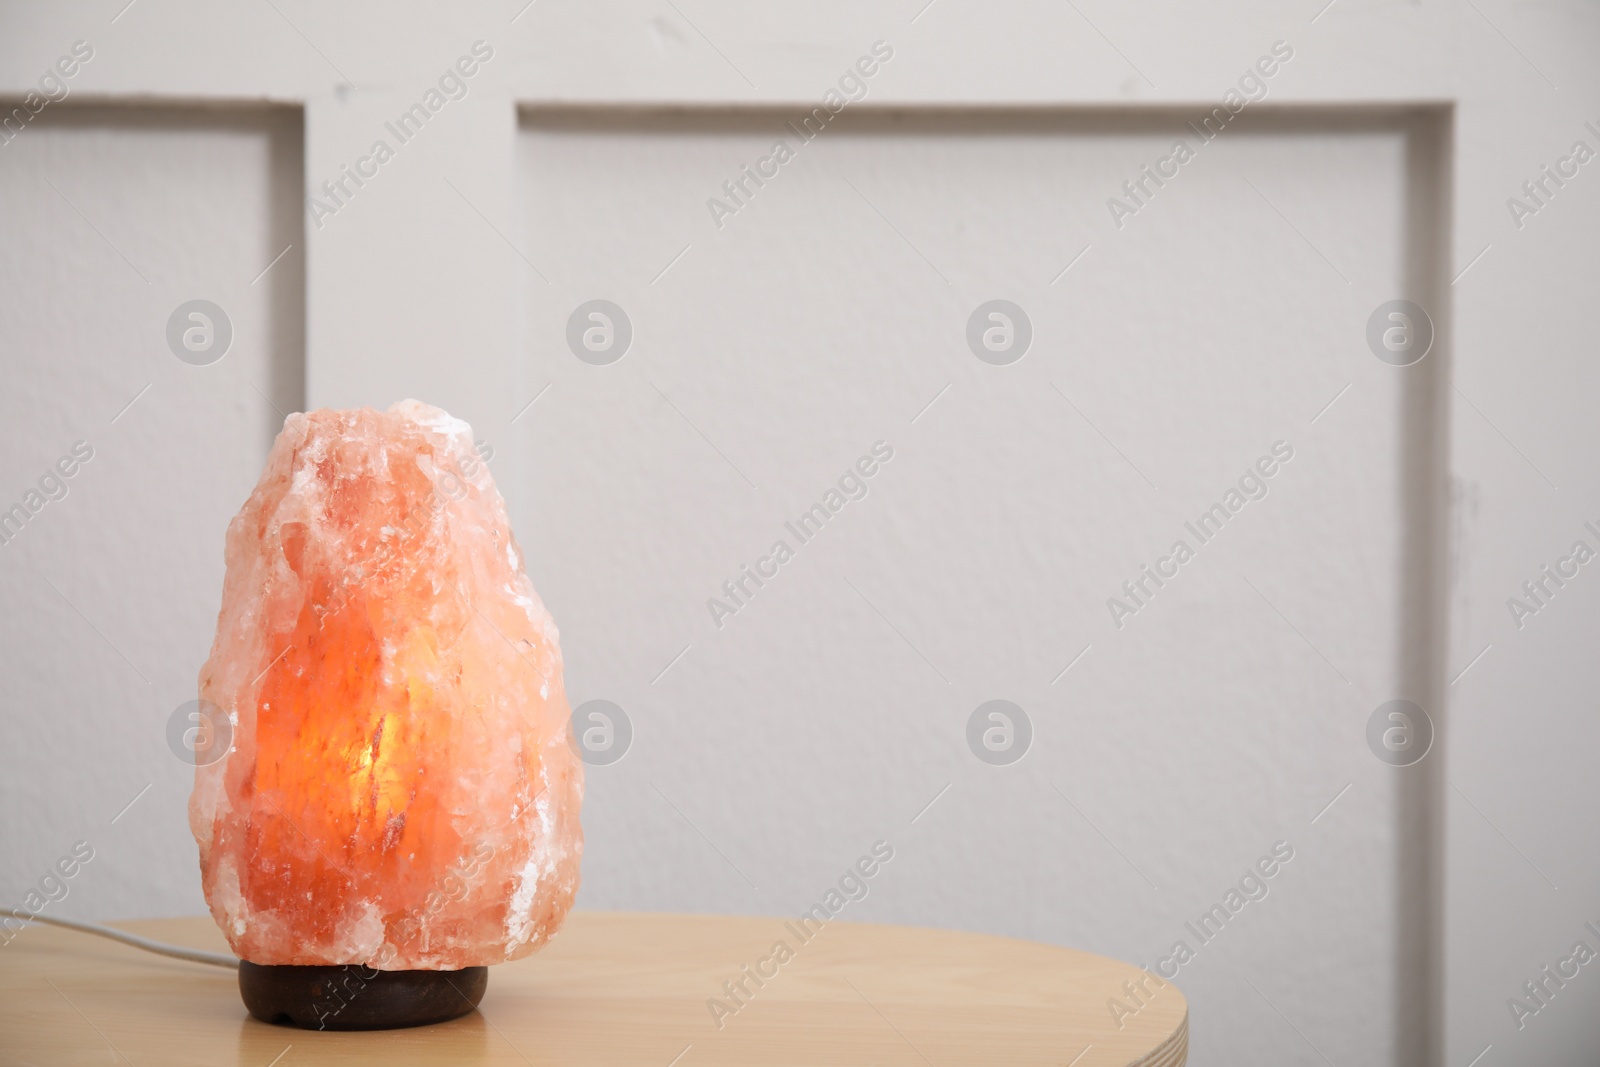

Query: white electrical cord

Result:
[1,908,239,969]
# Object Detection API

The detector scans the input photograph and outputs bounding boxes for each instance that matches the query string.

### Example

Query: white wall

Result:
[0,104,303,918]
[1,3,1597,1065]
[515,109,1441,1067]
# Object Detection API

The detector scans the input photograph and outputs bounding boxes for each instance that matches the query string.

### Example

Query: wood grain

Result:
[0,913,1186,1065]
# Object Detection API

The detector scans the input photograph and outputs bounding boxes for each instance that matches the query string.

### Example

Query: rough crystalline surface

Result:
[191,401,582,969]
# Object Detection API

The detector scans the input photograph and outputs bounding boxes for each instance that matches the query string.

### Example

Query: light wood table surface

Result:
[0,913,1187,1066]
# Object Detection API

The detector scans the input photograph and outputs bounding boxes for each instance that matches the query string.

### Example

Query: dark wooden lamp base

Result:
[239,961,487,1030]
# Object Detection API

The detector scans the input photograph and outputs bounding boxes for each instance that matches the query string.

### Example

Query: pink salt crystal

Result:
[190,401,583,968]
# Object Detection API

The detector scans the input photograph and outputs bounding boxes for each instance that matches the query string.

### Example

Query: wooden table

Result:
[0,913,1187,1065]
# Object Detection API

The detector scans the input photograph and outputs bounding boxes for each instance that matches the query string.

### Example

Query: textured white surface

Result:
[0,2,1597,1065]
[0,104,303,928]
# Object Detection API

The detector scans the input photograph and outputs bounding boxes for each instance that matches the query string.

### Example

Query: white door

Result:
[2,4,1595,1065]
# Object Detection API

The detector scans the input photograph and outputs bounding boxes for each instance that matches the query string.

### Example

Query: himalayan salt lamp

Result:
[190,401,583,1029]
